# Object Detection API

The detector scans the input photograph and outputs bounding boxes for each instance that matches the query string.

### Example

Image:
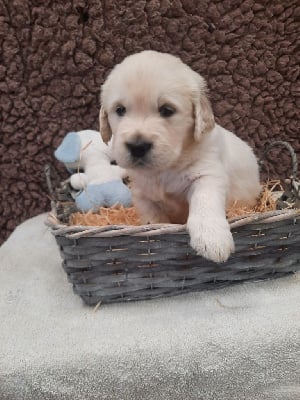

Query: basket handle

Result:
[259,140,298,179]
[45,164,61,213]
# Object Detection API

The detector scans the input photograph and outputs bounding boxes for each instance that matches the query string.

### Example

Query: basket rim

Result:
[46,208,300,239]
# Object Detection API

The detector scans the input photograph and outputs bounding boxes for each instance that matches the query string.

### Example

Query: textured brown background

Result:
[0,0,299,244]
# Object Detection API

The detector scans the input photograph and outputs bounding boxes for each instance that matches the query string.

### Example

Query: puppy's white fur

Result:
[99,50,261,262]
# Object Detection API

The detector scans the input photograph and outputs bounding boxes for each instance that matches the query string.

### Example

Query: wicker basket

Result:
[46,142,300,305]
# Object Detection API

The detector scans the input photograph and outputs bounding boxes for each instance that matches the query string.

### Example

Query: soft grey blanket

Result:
[0,215,299,400]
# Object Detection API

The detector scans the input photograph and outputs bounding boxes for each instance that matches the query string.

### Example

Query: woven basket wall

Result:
[47,209,300,305]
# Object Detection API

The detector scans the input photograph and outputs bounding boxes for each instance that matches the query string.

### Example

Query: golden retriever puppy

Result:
[99,50,261,263]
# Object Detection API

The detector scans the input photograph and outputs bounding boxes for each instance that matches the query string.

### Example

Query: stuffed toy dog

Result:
[54,130,132,211]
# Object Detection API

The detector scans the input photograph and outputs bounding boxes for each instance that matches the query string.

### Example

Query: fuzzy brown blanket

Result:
[0,0,299,244]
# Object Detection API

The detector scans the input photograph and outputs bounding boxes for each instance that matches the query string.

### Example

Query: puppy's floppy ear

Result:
[99,107,112,144]
[192,78,215,141]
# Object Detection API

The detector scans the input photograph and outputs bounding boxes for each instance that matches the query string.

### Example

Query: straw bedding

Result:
[68,180,281,227]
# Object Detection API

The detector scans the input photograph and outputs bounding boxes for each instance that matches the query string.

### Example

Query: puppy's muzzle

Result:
[126,139,153,159]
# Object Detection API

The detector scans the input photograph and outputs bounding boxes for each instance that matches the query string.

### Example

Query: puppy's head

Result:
[100,50,215,171]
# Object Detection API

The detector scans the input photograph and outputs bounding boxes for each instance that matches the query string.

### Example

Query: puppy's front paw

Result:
[188,222,234,263]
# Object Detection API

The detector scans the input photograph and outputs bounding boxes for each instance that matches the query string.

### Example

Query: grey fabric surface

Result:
[0,214,300,400]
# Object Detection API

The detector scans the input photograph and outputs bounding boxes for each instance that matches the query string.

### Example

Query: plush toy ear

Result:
[54,132,81,163]
[192,78,215,142]
[99,107,112,144]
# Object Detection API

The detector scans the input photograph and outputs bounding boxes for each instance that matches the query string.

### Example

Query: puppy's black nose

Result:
[126,140,153,159]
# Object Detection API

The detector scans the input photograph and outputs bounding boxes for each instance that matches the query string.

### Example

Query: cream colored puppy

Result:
[99,50,261,263]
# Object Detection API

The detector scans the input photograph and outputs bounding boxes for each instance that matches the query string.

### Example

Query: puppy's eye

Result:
[116,105,126,117]
[159,105,176,118]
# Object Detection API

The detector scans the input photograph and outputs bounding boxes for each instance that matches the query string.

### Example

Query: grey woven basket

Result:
[46,209,300,305]
[46,141,300,305]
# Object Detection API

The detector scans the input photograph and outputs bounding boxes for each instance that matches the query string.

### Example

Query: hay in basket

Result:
[46,141,300,305]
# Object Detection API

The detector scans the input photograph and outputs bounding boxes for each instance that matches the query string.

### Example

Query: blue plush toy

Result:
[54,130,132,212]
